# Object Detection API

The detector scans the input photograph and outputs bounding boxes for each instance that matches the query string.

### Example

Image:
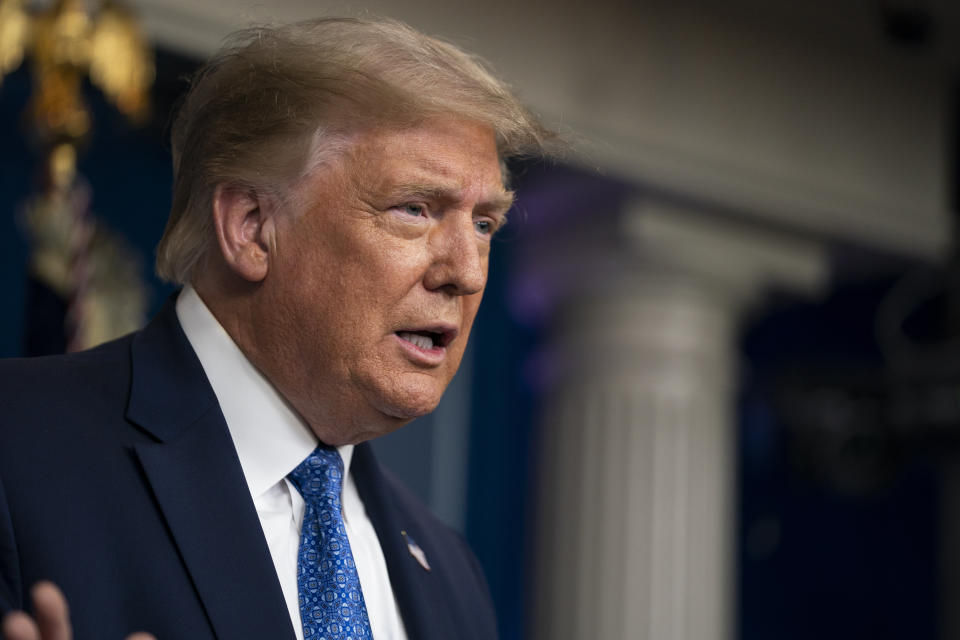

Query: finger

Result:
[31,582,71,640]
[1,611,40,640]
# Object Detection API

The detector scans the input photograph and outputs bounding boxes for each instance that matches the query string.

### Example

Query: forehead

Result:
[346,119,509,199]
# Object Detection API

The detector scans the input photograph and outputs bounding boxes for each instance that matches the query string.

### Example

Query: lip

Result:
[393,325,458,367]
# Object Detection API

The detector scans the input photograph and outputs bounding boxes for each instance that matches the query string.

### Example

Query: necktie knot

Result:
[288,446,344,503]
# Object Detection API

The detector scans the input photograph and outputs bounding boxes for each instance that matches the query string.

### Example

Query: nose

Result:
[423,216,487,296]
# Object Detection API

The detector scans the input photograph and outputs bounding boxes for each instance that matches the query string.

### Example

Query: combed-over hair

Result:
[155,17,555,284]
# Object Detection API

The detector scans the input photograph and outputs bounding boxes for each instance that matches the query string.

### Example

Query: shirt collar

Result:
[175,285,354,499]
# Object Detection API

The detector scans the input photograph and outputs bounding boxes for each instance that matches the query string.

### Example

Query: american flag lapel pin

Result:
[402,530,431,572]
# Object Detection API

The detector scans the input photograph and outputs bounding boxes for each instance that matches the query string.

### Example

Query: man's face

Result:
[254,118,512,444]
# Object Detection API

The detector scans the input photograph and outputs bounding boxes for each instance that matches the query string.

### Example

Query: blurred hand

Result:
[1,582,155,640]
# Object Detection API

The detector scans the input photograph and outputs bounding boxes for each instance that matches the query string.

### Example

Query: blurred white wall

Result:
[133,0,953,259]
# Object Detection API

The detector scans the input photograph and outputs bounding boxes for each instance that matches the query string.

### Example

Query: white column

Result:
[530,200,827,640]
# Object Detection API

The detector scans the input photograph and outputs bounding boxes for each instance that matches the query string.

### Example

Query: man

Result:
[0,17,552,640]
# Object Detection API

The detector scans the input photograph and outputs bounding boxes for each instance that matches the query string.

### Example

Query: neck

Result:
[189,277,407,446]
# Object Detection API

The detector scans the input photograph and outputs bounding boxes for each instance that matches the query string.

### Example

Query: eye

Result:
[400,203,426,217]
[474,219,495,236]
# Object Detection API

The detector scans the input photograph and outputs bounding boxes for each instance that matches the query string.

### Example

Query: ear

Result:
[211,184,274,282]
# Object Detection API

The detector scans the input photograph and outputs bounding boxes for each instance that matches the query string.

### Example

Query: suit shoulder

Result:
[0,334,136,439]
[0,333,134,381]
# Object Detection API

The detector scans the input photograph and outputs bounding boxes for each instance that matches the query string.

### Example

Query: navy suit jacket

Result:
[0,297,497,639]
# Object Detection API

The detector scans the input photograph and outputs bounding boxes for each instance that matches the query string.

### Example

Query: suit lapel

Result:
[126,298,295,640]
[352,443,457,640]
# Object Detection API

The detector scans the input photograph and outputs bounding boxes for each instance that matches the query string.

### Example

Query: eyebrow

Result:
[390,182,516,216]
[484,191,517,216]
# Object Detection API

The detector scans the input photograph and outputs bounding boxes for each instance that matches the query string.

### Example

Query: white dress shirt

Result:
[176,286,409,640]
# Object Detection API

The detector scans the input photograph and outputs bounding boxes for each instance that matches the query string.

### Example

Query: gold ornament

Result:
[1,0,154,352]
[0,0,31,84]
[0,0,154,146]
[88,1,154,122]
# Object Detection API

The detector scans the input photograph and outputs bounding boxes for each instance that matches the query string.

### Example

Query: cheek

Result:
[461,292,485,328]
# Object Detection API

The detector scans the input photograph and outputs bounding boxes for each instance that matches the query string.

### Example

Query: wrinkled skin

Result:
[202,117,513,445]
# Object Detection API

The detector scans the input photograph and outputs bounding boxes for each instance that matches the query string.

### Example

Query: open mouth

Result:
[396,329,453,350]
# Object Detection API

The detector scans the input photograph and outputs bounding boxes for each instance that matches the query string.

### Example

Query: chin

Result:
[374,386,445,422]
[379,395,442,421]
[356,369,450,425]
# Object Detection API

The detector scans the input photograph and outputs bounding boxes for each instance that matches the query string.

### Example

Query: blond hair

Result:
[155,17,554,284]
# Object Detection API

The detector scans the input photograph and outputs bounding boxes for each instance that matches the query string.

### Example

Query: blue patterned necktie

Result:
[288,447,372,639]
